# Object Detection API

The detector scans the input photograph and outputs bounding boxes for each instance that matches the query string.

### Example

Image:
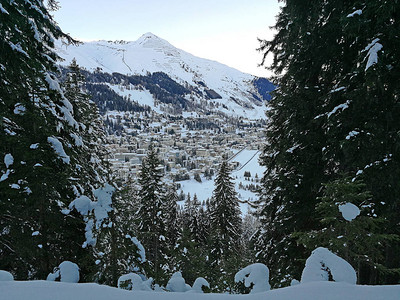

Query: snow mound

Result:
[0,270,14,281]
[234,263,270,293]
[189,277,210,293]
[301,247,356,284]
[118,273,152,291]
[47,261,80,283]
[166,272,191,292]
[338,203,360,221]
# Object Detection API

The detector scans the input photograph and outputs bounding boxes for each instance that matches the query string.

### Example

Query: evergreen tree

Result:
[164,185,179,249]
[0,0,91,279]
[255,0,400,286]
[62,58,109,196]
[136,144,169,284]
[94,183,146,286]
[209,161,242,291]
[294,176,397,283]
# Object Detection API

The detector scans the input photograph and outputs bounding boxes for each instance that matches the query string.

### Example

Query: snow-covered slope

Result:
[2,280,400,300]
[56,33,274,119]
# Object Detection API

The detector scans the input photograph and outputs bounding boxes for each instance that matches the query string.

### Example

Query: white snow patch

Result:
[339,203,360,221]
[70,133,83,147]
[0,3,9,14]
[301,247,357,285]
[118,273,152,291]
[11,184,20,189]
[166,272,191,292]
[364,38,383,71]
[126,235,146,263]
[4,153,14,168]
[93,184,115,229]
[234,263,270,293]
[189,277,210,293]
[45,74,62,93]
[346,131,359,140]
[8,42,29,57]
[327,101,350,118]
[347,9,362,17]
[30,143,39,149]
[0,169,11,182]
[329,87,345,93]
[69,196,93,216]
[47,261,80,283]
[0,270,13,281]
[13,103,26,115]
[4,279,400,300]
[47,136,70,164]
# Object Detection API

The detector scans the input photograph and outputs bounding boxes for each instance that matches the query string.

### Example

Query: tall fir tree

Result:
[209,161,242,291]
[94,183,146,286]
[62,58,109,197]
[0,0,93,279]
[136,144,169,284]
[254,0,400,286]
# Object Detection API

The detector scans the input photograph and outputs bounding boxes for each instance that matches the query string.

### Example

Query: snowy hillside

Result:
[178,149,264,214]
[56,33,274,119]
[2,280,400,300]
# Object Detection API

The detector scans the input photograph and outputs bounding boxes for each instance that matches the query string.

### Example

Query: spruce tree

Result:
[136,144,169,284]
[0,0,91,279]
[294,176,397,284]
[255,0,400,286]
[94,184,146,286]
[209,161,242,291]
[62,58,109,196]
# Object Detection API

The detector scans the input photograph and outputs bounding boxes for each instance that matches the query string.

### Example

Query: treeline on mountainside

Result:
[253,0,400,287]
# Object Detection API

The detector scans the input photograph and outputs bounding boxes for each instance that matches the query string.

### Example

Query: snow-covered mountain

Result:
[56,33,274,119]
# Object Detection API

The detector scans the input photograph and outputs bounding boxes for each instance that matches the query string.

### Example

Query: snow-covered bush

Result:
[189,277,210,293]
[301,247,356,284]
[0,270,14,281]
[234,263,270,293]
[166,272,191,292]
[118,273,152,291]
[46,261,80,283]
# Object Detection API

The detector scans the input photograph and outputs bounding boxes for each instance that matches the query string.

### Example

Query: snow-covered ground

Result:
[178,150,265,214]
[2,280,400,300]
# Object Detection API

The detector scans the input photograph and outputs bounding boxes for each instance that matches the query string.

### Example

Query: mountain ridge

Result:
[56,32,274,119]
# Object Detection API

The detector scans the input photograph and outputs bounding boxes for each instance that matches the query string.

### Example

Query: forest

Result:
[0,0,399,295]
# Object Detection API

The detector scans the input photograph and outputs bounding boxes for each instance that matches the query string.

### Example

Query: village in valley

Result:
[105,109,265,206]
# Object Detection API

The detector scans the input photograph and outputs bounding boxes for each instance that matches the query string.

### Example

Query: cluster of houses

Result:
[105,112,265,182]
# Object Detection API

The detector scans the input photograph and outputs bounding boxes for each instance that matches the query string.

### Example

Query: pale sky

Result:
[52,0,280,78]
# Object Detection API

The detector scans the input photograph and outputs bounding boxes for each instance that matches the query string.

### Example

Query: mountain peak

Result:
[136,32,165,45]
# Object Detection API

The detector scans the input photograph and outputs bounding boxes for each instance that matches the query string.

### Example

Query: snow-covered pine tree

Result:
[136,144,169,284]
[208,161,242,291]
[164,185,179,249]
[173,192,210,286]
[0,0,94,280]
[294,176,397,283]
[62,58,109,196]
[255,0,400,286]
[0,0,103,280]
[94,183,146,287]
